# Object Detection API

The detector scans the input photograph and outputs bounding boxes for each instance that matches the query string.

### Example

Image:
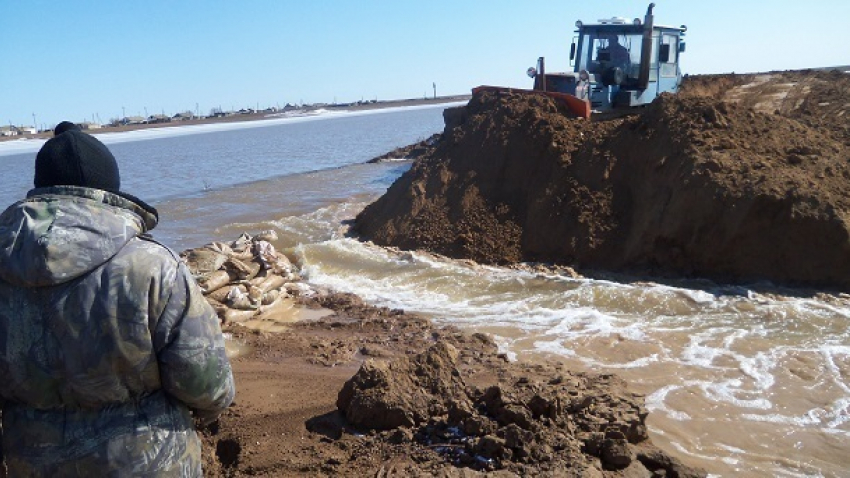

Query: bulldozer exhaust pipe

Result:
[638,3,655,90]
[536,57,546,92]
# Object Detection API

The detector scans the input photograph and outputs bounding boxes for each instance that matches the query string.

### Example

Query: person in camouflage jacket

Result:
[0,123,235,476]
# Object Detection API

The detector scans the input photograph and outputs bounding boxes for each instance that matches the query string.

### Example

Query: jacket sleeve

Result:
[153,261,235,423]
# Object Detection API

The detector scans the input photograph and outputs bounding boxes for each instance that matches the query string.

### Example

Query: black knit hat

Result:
[34,122,121,193]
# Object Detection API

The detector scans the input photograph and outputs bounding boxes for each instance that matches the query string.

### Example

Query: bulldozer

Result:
[474,3,687,119]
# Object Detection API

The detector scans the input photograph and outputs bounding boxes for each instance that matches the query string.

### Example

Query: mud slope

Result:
[355,86,850,289]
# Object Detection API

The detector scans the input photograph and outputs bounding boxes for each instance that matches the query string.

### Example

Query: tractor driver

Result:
[599,34,631,70]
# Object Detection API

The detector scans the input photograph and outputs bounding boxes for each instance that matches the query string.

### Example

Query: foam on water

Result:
[263,200,850,475]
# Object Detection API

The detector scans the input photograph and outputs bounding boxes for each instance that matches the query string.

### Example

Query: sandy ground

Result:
[201,292,704,477]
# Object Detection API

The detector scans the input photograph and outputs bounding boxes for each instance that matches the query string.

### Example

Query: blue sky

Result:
[2,0,848,128]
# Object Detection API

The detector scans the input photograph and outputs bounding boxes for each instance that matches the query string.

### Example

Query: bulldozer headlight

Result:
[527,67,538,78]
[575,20,583,29]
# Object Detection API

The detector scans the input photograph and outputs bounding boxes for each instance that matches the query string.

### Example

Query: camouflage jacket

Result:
[0,186,235,477]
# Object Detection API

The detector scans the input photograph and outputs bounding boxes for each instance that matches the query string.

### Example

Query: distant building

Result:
[172,111,195,121]
[0,126,17,137]
[15,125,37,135]
[147,114,171,124]
[78,122,102,130]
[122,116,146,125]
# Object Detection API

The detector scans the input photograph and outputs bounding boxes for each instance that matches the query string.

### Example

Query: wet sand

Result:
[204,291,705,477]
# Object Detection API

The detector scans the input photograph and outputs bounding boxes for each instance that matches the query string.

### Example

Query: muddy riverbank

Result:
[182,233,704,476]
[200,290,705,477]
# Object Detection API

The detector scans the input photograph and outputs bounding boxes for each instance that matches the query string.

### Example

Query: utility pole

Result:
[122,106,126,119]
[32,113,36,129]
[433,82,436,99]
[144,107,148,118]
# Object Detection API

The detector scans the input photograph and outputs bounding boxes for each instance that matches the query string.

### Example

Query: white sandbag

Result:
[261,289,281,305]
[199,270,233,294]
[254,230,278,242]
[255,274,286,294]
[284,282,315,297]
[226,287,256,310]
[207,284,245,304]
[247,285,264,306]
[223,307,257,324]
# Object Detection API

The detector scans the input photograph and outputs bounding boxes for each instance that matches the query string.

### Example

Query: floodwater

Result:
[1,104,848,477]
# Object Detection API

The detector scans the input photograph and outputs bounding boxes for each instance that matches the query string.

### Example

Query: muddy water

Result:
[294,230,849,477]
[186,174,849,476]
[3,105,848,476]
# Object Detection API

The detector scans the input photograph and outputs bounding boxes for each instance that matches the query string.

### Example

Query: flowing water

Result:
[1,105,848,477]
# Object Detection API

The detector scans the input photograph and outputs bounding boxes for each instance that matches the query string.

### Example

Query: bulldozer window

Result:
[580,33,642,79]
[659,44,670,63]
[660,34,678,78]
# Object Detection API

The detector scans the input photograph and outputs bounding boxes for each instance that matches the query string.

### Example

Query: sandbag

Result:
[205,241,233,255]
[199,270,233,294]
[222,307,257,324]
[206,298,229,323]
[254,230,278,243]
[247,285,264,306]
[207,284,245,304]
[182,248,228,277]
[224,258,261,280]
[230,233,253,254]
[254,274,286,294]
[226,287,256,310]
[285,282,314,297]
[262,289,280,306]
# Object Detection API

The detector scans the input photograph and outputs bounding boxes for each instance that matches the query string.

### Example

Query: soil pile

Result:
[354,78,850,289]
[680,69,850,146]
[336,342,702,476]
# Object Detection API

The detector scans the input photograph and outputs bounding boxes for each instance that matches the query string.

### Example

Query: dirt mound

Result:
[337,342,467,429]
[681,70,850,146]
[368,133,442,163]
[336,342,702,476]
[354,85,850,289]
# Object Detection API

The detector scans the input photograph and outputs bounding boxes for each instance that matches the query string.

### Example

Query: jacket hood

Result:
[0,186,159,287]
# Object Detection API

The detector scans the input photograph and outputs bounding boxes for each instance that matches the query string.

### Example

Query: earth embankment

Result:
[354,71,850,289]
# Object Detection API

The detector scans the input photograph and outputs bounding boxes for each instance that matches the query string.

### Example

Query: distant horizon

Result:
[9,63,848,132]
[5,93,473,132]
[8,64,849,132]
[3,1,848,127]
[0,99,469,158]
